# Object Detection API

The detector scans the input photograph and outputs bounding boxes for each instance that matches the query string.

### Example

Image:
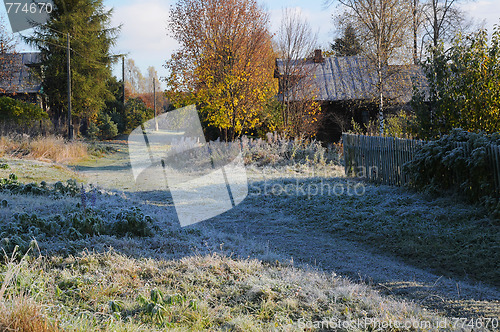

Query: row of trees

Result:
[165,0,483,140]
[165,0,323,140]
[325,0,477,135]
[1,0,495,141]
[328,0,474,61]
[327,0,500,138]
[1,0,324,140]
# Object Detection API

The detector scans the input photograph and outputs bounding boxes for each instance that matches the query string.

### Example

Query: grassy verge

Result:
[0,151,498,330]
[0,159,85,184]
[0,136,88,164]
[0,250,452,331]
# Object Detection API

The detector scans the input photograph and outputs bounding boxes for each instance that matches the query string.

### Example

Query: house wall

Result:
[316,101,379,142]
[316,100,411,142]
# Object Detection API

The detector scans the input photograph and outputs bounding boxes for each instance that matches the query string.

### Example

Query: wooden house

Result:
[0,52,44,108]
[275,50,427,141]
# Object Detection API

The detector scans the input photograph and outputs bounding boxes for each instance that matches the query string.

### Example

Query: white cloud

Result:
[459,0,500,32]
[110,0,179,86]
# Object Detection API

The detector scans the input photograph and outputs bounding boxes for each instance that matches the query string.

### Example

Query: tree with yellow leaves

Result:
[165,0,277,140]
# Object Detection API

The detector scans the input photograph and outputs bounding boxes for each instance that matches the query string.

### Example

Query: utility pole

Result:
[153,78,158,131]
[122,56,125,105]
[413,0,419,64]
[67,33,73,140]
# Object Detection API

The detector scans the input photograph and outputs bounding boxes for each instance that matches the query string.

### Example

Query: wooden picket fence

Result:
[342,133,500,193]
[486,143,500,195]
[342,134,423,186]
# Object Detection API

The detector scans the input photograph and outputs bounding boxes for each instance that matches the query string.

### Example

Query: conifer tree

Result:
[25,0,120,131]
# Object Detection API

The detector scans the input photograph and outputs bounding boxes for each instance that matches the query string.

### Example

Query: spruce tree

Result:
[25,0,120,132]
[331,24,363,56]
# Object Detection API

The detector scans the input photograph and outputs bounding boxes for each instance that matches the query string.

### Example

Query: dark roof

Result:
[276,55,427,104]
[0,52,42,95]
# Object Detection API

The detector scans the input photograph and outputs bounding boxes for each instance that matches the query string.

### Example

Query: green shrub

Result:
[125,98,154,134]
[0,97,48,126]
[411,28,500,139]
[347,112,413,138]
[108,109,126,133]
[87,121,100,140]
[0,174,81,198]
[405,129,500,219]
[113,207,154,237]
[0,174,80,197]
[86,114,119,140]
[97,113,118,139]
[383,110,413,138]
[0,206,154,258]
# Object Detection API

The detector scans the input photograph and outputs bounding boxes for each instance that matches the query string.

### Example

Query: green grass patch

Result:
[0,159,85,184]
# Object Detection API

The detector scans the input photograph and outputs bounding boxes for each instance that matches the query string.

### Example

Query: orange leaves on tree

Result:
[165,0,277,139]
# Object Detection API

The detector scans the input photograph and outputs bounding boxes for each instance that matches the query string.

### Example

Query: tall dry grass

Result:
[0,249,59,332]
[0,135,88,164]
[0,296,59,332]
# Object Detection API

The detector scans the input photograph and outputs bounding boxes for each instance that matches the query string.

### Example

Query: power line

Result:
[41,25,71,39]
[24,24,122,67]
[67,32,72,140]
[25,35,118,67]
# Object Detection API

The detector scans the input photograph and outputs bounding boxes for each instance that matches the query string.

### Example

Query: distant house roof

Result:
[275,55,427,104]
[0,52,42,95]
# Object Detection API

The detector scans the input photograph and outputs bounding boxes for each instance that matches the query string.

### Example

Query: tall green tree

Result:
[331,24,362,56]
[25,0,120,133]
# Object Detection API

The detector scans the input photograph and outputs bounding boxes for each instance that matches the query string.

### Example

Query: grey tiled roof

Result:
[0,52,42,94]
[276,55,427,103]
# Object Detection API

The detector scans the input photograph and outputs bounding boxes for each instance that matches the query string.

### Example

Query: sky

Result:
[2,0,499,89]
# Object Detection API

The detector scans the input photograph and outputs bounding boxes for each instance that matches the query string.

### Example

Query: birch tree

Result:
[330,0,413,134]
[125,58,147,97]
[422,0,472,49]
[274,8,321,138]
